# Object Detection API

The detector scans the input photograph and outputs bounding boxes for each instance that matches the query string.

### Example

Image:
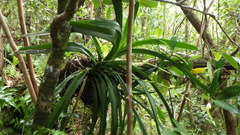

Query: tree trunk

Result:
[32,0,83,131]
[176,0,218,55]
[220,71,238,135]
[223,109,238,135]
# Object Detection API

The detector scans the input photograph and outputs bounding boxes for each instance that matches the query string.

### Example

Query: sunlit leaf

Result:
[169,35,177,50]
[222,53,238,69]
[139,0,158,7]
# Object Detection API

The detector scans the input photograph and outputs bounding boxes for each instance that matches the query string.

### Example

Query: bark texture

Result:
[32,0,83,131]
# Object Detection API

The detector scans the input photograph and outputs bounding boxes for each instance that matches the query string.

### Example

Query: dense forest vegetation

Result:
[0,0,239,134]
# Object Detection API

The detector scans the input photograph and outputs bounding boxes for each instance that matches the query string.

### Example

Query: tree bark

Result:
[126,0,135,135]
[223,109,238,135]
[220,71,238,135]
[32,0,83,131]
[17,0,39,96]
[0,11,37,106]
[0,25,3,76]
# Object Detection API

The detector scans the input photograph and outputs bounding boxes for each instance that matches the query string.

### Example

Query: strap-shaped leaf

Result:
[103,74,118,135]
[130,49,207,91]
[92,37,103,61]
[66,42,96,64]
[17,42,96,63]
[209,58,224,95]
[213,100,240,115]
[17,43,52,54]
[216,85,240,100]
[222,54,239,70]
[47,69,89,128]
[87,82,100,135]
[21,28,50,37]
[112,0,123,28]
[55,70,83,96]
[133,108,148,135]
[116,39,197,58]
[139,0,158,7]
[95,74,108,135]
[70,20,121,45]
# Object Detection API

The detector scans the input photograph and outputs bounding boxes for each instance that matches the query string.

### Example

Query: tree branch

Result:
[156,0,240,52]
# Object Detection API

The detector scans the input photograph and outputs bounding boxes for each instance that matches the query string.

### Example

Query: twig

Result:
[0,11,37,106]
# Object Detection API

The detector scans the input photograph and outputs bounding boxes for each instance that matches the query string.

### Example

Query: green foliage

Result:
[33,128,67,135]
[216,85,240,100]
[213,100,240,117]
[2,0,239,134]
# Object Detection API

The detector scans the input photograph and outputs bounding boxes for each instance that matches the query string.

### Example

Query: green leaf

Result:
[118,2,139,53]
[102,74,118,135]
[133,74,163,134]
[216,85,240,100]
[207,61,213,82]
[213,100,240,114]
[17,43,52,54]
[92,37,103,61]
[133,108,148,135]
[21,29,50,37]
[172,119,188,134]
[66,42,96,64]
[188,55,201,61]
[161,130,178,135]
[169,66,184,77]
[17,42,96,64]
[92,0,99,9]
[209,58,224,95]
[118,39,197,56]
[169,35,177,50]
[157,107,166,124]
[47,69,88,128]
[70,20,121,45]
[102,0,112,5]
[112,0,123,28]
[87,84,100,135]
[55,71,83,96]
[222,53,238,69]
[139,0,158,7]
[131,49,207,91]
[213,51,221,61]
[95,74,108,135]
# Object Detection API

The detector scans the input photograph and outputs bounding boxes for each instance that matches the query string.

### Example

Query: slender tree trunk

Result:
[126,0,135,134]
[0,25,4,76]
[0,11,37,106]
[17,0,39,96]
